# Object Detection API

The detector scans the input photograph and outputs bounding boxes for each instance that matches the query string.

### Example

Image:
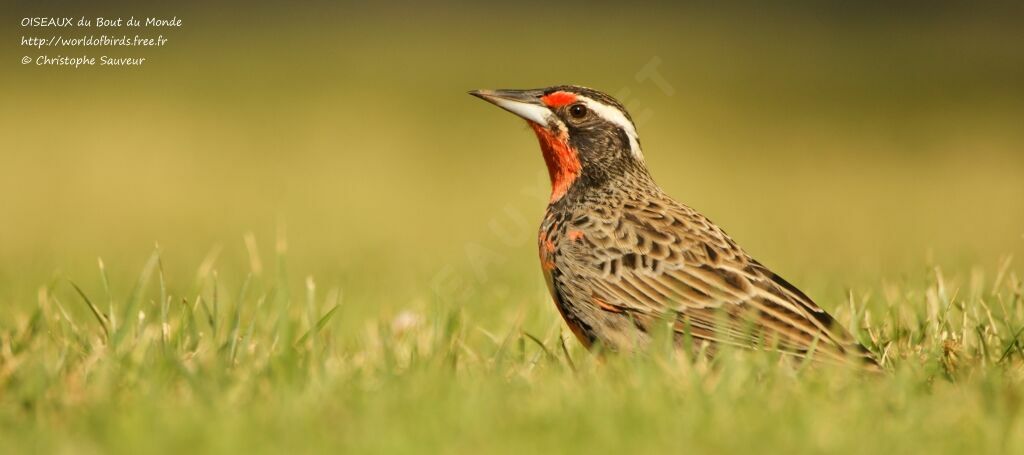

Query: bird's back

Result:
[541,183,877,367]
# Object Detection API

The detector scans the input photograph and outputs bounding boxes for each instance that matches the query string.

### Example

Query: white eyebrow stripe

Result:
[577,96,644,160]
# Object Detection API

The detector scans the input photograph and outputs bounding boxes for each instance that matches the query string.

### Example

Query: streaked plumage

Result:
[471,85,878,368]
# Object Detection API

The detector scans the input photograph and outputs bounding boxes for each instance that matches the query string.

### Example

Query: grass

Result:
[1,242,1022,454]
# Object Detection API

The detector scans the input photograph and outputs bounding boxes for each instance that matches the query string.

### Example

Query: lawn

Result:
[1,247,1023,453]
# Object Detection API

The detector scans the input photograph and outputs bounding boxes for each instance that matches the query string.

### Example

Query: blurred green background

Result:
[2,1,1023,325]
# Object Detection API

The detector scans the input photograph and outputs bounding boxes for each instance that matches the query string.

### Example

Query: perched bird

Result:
[470,85,878,368]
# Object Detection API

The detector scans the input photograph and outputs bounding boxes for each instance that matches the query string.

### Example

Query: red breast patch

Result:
[529,123,581,203]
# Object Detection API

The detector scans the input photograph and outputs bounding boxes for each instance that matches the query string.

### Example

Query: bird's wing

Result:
[562,197,874,365]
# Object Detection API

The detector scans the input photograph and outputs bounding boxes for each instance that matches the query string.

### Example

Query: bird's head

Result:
[470,85,647,203]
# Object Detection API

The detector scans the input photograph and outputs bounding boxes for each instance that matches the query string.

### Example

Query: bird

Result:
[469,85,879,368]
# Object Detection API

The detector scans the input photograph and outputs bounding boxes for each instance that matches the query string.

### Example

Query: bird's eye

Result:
[569,104,588,119]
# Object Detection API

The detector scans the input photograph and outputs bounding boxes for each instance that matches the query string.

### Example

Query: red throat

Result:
[528,122,581,203]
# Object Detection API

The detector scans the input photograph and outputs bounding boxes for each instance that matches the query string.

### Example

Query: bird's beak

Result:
[469,89,552,127]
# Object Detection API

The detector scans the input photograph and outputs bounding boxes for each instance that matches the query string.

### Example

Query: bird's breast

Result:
[538,213,560,273]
